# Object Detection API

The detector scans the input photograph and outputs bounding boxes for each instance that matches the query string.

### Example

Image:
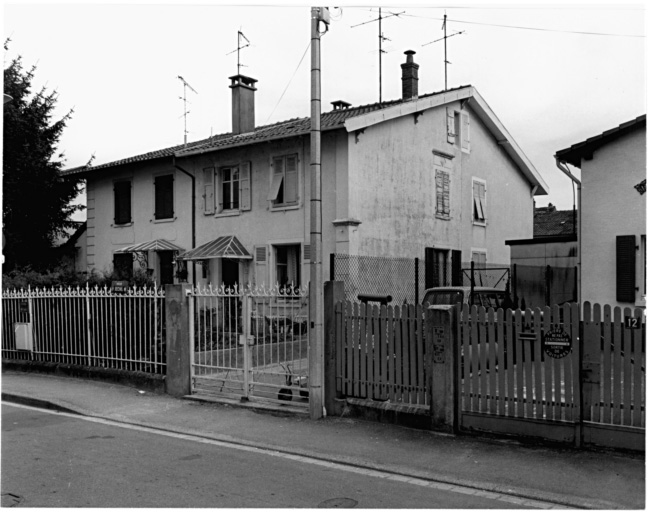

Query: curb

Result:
[1,392,620,510]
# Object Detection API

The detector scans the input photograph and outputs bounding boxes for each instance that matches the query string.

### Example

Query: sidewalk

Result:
[2,370,644,509]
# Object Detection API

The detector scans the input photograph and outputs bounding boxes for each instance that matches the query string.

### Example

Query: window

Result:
[472,179,486,223]
[425,248,450,288]
[221,166,239,210]
[455,110,471,153]
[113,253,133,280]
[154,174,174,220]
[275,245,301,289]
[268,154,298,207]
[435,169,450,218]
[471,251,487,269]
[114,180,132,225]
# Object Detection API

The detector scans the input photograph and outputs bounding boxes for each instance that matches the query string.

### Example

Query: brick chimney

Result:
[401,50,419,101]
[229,74,257,135]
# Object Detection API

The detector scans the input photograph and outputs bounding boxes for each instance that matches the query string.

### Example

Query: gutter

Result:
[555,157,581,304]
[172,156,196,285]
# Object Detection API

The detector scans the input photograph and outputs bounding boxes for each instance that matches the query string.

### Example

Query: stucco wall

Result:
[346,101,535,266]
[580,127,646,308]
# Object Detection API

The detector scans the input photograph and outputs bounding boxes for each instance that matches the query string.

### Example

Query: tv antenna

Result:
[226,30,251,75]
[422,13,465,91]
[352,8,405,104]
[177,75,198,147]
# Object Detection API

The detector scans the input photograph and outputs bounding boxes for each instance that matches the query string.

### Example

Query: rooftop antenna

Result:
[422,12,465,91]
[177,75,198,147]
[226,30,251,75]
[352,9,404,103]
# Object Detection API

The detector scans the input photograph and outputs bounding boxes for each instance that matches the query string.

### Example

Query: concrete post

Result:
[165,284,192,397]
[426,307,458,432]
[324,281,345,416]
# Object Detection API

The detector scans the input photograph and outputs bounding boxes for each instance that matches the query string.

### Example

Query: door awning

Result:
[114,239,184,253]
[178,235,252,261]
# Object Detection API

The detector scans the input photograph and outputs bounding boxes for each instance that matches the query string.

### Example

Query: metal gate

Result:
[188,284,309,406]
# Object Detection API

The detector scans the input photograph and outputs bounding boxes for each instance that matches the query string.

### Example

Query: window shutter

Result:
[114,181,131,225]
[446,108,456,144]
[461,111,471,153]
[451,250,462,286]
[443,172,450,215]
[203,168,215,214]
[239,161,251,211]
[284,155,298,204]
[616,235,636,302]
[255,245,268,287]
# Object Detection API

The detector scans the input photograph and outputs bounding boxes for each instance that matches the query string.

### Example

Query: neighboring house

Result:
[506,204,578,307]
[62,51,548,289]
[555,114,646,309]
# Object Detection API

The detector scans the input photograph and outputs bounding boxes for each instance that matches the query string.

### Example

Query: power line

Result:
[401,13,645,38]
[265,41,311,124]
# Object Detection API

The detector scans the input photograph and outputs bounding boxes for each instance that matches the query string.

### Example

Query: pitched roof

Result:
[61,86,471,176]
[534,207,577,237]
[179,235,252,260]
[555,114,646,168]
[114,239,185,253]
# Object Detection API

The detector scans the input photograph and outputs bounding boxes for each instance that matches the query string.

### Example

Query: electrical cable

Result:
[400,12,644,38]
[264,41,311,124]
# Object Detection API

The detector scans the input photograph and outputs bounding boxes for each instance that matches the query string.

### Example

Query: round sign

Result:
[543,327,572,359]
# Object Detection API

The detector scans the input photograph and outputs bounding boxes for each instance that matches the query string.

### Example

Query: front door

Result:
[222,258,239,290]
[158,251,174,285]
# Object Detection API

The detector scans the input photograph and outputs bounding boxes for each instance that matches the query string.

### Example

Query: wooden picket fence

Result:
[335,301,427,406]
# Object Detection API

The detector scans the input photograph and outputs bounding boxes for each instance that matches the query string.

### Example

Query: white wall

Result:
[580,127,646,308]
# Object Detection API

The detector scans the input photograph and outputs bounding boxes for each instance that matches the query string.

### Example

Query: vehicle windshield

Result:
[423,291,464,305]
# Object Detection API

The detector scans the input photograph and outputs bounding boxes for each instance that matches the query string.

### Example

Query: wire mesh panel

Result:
[332,254,424,305]
[461,266,510,290]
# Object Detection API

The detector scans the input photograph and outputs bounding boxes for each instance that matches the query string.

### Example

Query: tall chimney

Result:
[401,50,419,101]
[229,74,257,134]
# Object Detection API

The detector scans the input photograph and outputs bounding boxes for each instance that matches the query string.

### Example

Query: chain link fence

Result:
[331,254,425,305]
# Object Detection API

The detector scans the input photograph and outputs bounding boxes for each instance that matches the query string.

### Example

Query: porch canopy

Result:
[114,239,184,253]
[178,235,252,261]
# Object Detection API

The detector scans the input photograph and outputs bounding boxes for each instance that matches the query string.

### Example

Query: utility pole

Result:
[309,6,329,420]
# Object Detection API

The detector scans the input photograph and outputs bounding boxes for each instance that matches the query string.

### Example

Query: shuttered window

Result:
[446,107,456,144]
[114,180,132,225]
[203,168,215,214]
[435,169,450,218]
[473,179,486,223]
[460,111,471,153]
[269,154,299,206]
[616,235,636,303]
[154,174,174,220]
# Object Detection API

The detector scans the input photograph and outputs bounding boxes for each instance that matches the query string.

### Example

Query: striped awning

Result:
[178,235,252,261]
[114,239,184,254]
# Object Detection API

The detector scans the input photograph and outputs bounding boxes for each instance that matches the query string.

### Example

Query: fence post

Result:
[324,281,345,416]
[165,284,193,397]
[85,284,92,367]
[470,261,475,306]
[426,306,458,432]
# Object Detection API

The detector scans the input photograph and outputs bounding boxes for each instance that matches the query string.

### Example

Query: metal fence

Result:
[331,254,425,305]
[2,286,166,374]
[190,284,309,404]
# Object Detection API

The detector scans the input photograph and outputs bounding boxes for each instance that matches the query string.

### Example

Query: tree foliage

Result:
[3,43,85,271]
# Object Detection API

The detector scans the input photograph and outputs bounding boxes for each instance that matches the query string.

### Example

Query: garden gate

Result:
[188,285,309,406]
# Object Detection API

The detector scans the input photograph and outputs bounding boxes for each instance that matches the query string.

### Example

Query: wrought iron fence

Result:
[2,286,166,374]
[331,254,425,305]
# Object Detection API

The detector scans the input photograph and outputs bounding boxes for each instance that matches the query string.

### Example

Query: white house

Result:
[555,114,646,309]
[63,51,548,292]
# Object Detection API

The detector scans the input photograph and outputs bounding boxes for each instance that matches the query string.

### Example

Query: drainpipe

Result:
[173,156,196,286]
[555,158,581,304]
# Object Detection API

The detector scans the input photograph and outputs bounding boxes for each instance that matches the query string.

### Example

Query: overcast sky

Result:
[3,1,646,220]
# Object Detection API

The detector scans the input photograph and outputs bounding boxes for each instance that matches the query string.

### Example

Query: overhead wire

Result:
[264,41,311,124]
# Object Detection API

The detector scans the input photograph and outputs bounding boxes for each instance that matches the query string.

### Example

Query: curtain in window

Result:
[286,246,299,286]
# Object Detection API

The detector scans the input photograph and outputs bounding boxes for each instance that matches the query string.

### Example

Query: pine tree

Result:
[3,42,85,271]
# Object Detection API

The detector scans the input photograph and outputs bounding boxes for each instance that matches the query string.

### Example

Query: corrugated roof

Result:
[61,86,471,176]
[534,207,577,238]
[555,114,646,168]
[114,239,185,253]
[179,235,252,260]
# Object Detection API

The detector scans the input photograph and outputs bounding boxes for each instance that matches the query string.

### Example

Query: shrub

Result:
[2,265,156,290]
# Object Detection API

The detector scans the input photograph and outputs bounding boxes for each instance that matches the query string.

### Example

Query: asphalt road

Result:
[1,403,534,509]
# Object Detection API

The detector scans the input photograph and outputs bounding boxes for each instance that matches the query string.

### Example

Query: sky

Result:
[3,1,646,221]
